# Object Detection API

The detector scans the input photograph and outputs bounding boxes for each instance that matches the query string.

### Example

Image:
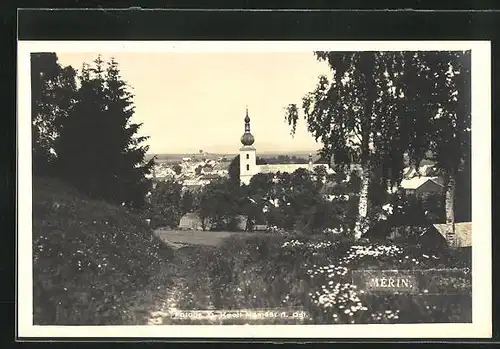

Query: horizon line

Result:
[147,150,321,155]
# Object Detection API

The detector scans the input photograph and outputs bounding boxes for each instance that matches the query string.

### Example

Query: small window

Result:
[246,154,249,159]
[246,164,250,171]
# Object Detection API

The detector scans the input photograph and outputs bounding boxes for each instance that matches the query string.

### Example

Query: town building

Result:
[178,212,248,231]
[238,108,329,185]
[178,212,205,230]
[400,176,444,197]
[403,164,437,178]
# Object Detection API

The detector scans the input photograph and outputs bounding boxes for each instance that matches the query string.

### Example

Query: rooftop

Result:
[400,176,444,190]
[433,222,472,247]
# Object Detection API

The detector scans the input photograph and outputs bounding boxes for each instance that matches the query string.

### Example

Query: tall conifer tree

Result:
[103,58,155,208]
[54,56,154,208]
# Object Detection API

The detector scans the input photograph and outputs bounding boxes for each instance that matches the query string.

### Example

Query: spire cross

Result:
[244,106,251,132]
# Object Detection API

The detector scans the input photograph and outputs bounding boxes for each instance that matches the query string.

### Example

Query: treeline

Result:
[149,166,356,233]
[260,155,310,165]
[32,53,154,208]
[148,163,448,236]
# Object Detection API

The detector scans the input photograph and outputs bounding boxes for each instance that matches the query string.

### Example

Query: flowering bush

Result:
[300,241,471,323]
[267,225,287,235]
[322,227,345,235]
[179,233,471,324]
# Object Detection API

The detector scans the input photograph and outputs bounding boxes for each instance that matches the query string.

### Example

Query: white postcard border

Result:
[17,40,492,339]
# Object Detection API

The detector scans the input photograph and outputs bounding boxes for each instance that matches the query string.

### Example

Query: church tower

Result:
[239,107,257,185]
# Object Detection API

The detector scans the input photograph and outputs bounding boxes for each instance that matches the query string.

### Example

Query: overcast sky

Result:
[56,52,331,154]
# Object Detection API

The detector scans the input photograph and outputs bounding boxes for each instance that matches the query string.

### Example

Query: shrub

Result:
[305,242,471,323]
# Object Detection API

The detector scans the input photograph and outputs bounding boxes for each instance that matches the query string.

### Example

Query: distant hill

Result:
[146,153,237,162]
[146,150,320,163]
[146,149,437,167]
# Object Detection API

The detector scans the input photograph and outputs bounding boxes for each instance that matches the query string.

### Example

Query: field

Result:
[154,229,273,249]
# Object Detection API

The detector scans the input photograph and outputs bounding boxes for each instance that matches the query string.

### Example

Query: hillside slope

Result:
[33,177,174,325]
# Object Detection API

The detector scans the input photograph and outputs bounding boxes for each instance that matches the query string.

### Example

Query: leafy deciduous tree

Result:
[172,164,182,175]
[198,178,243,231]
[285,52,409,240]
[148,179,183,228]
[419,51,471,242]
[31,53,77,176]
[285,51,471,241]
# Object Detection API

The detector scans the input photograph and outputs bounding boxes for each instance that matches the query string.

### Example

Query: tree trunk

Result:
[354,164,371,240]
[444,174,456,246]
[353,53,376,241]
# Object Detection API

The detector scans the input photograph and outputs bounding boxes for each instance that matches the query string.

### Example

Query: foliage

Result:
[225,156,349,235]
[180,189,199,214]
[146,179,184,228]
[365,190,446,242]
[172,164,182,175]
[302,242,470,324]
[244,169,344,234]
[178,234,471,324]
[285,51,471,239]
[415,51,471,179]
[285,52,410,189]
[227,155,240,183]
[286,52,403,239]
[261,155,308,164]
[419,193,446,223]
[198,177,244,230]
[33,178,174,325]
[198,165,365,235]
[31,53,77,176]
[312,165,328,188]
[422,51,471,228]
[42,55,154,208]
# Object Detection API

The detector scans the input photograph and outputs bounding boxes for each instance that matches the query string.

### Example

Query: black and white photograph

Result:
[17,41,491,338]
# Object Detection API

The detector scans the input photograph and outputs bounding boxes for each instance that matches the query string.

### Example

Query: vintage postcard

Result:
[17,40,491,338]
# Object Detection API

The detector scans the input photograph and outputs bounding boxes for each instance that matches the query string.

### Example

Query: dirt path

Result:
[146,250,189,325]
[145,229,235,324]
[146,247,214,325]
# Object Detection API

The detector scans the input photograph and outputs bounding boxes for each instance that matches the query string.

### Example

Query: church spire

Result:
[241,106,255,146]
